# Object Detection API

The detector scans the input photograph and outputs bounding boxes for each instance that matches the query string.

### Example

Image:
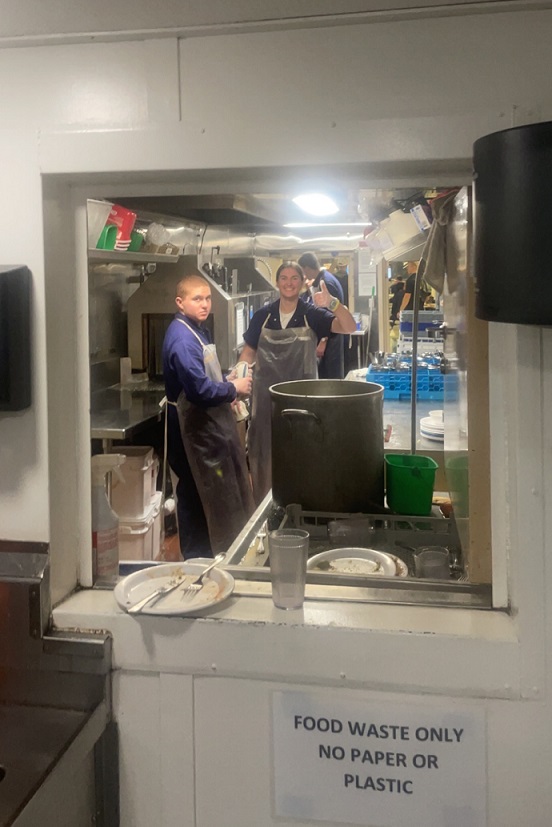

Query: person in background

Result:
[162,274,254,559]
[240,261,356,504]
[399,260,427,313]
[390,275,405,324]
[298,251,346,378]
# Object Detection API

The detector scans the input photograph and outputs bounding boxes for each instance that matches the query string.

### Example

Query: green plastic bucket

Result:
[385,454,439,516]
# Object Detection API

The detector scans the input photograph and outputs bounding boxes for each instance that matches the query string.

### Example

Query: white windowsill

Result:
[53,585,522,701]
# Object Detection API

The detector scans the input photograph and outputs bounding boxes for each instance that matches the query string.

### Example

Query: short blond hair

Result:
[176,274,209,298]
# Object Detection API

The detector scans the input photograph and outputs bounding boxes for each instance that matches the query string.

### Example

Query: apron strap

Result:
[265,303,312,332]
[159,395,178,556]
[176,316,206,348]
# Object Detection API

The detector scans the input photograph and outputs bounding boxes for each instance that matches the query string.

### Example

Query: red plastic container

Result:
[106,203,137,249]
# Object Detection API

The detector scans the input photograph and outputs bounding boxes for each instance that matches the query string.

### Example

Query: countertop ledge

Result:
[51,589,522,698]
[53,585,516,639]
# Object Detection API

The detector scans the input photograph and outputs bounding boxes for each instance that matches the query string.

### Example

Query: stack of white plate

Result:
[420,409,444,442]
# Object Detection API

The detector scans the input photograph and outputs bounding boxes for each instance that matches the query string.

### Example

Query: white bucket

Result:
[110,446,159,519]
[118,492,162,561]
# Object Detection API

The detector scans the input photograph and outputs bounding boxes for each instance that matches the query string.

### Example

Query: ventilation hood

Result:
[116,194,289,230]
[361,208,428,264]
[112,191,430,258]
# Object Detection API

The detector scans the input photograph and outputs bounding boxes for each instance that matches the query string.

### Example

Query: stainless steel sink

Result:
[0,704,91,824]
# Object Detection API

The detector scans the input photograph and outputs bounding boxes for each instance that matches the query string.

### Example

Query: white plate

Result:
[421,430,444,442]
[307,548,398,577]
[114,559,235,616]
[420,416,444,432]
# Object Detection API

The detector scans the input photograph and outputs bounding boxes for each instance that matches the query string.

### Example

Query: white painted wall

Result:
[4,7,552,822]
[2,7,551,571]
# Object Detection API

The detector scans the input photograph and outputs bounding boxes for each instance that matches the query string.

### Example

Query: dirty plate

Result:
[114,559,234,616]
[307,548,399,577]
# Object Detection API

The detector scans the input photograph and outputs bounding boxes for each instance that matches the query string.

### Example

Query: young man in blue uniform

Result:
[163,274,253,558]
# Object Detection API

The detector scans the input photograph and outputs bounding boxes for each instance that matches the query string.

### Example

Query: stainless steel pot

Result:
[270,379,384,513]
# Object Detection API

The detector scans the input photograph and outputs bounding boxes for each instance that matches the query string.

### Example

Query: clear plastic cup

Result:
[414,546,450,579]
[268,529,309,609]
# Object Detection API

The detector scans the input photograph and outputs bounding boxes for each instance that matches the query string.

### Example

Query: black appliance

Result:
[474,121,552,325]
[0,264,32,411]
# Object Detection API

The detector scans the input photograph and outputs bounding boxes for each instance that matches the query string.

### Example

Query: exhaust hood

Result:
[361,208,428,263]
[110,190,430,259]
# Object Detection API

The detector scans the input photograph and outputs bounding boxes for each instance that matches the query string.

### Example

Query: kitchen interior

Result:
[86,182,489,608]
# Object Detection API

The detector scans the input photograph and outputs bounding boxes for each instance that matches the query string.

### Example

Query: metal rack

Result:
[223,499,490,608]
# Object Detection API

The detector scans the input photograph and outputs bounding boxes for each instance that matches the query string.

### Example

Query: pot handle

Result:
[280,408,321,423]
[280,408,323,442]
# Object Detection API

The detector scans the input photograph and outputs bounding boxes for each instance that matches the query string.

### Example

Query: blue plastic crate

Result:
[399,319,443,335]
[367,365,458,401]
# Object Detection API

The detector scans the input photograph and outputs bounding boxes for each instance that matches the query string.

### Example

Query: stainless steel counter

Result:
[224,497,491,609]
[0,542,114,826]
[383,398,467,454]
[90,381,165,441]
[0,703,107,826]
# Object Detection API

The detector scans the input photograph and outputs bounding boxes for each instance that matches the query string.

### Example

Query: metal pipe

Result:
[409,262,425,455]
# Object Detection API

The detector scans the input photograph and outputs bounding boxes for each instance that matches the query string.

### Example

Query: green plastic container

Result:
[446,454,469,517]
[385,454,439,516]
[128,230,144,252]
[96,224,117,250]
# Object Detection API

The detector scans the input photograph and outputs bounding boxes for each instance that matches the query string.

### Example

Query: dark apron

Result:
[248,315,318,505]
[306,285,344,379]
[175,319,254,554]
[318,333,344,379]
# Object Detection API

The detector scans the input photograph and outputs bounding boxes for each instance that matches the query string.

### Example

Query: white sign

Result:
[357,250,377,297]
[358,271,377,297]
[272,690,486,827]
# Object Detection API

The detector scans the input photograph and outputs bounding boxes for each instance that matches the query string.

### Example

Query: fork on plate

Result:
[181,553,226,599]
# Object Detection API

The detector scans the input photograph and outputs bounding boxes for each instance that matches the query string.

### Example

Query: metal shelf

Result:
[88,249,179,264]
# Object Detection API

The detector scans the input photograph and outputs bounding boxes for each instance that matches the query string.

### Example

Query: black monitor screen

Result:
[0,265,31,411]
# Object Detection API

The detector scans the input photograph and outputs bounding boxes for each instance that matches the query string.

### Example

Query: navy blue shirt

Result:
[243,297,334,350]
[304,268,344,304]
[162,312,236,407]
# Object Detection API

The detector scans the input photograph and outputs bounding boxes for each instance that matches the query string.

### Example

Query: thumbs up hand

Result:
[313,279,332,308]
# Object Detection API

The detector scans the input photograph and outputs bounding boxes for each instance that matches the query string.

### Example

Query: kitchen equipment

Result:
[105,203,137,250]
[385,454,438,516]
[270,379,384,513]
[414,546,450,579]
[127,571,187,613]
[474,121,552,325]
[91,453,126,586]
[128,230,144,252]
[181,553,226,597]
[307,547,398,577]
[116,560,235,616]
[420,409,444,442]
[96,224,117,250]
[109,445,158,519]
[118,492,162,561]
[86,199,113,248]
[268,530,310,610]
[0,265,32,412]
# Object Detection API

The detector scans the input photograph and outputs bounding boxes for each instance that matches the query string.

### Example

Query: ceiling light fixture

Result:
[284,221,368,228]
[292,193,339,216]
